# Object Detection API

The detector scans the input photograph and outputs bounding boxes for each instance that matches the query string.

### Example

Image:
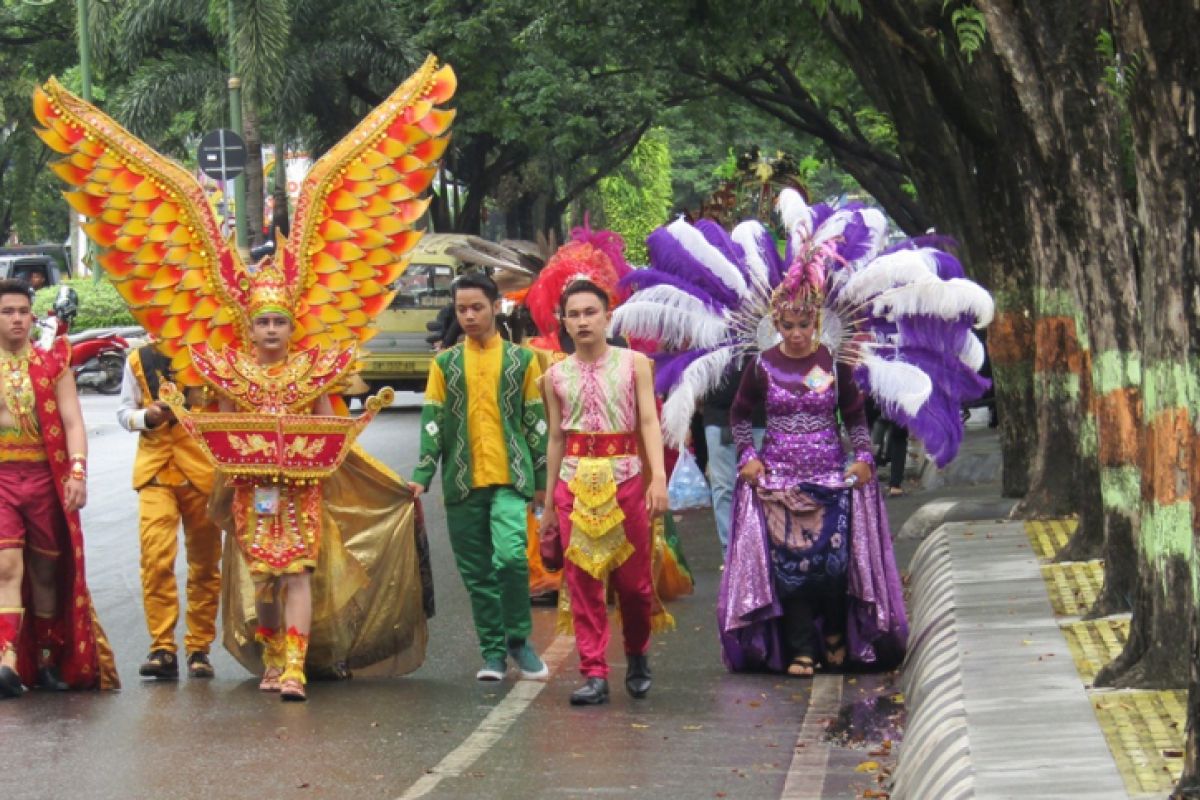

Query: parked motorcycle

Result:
[36,286,130,394]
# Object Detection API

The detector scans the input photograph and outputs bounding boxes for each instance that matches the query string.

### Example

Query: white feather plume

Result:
[731,221,773,293]
[959,331,985,371]
[855,208,889,266]
[870,279,995,326]
[860,354,933,417]
[811,209,858,248]
[666,218,748,297]
[660,347,734,449]
[612,286,729,350]
[776,188,812,239]
[837,249,941,307]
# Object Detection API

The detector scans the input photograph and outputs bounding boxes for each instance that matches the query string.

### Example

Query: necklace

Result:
[0,346,38,436]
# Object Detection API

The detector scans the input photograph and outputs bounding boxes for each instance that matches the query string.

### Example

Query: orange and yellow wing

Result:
[284,55,456,351]
[33,78,248,386]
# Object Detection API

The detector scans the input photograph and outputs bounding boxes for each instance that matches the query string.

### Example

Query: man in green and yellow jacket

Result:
[410,272,549,682]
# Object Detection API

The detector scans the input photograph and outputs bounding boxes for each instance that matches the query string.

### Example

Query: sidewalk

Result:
[894,515,1182,799]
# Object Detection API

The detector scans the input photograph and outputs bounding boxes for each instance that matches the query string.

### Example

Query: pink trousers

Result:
[556,476,653,678]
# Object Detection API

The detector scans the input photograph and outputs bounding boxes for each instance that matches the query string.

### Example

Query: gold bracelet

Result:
[69,463,86,481]
[70,453,86,462]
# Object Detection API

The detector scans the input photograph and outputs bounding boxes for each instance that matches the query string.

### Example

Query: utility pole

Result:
[226,0,249,252]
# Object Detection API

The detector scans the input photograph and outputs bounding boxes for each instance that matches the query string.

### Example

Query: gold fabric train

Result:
[213,445,433,678]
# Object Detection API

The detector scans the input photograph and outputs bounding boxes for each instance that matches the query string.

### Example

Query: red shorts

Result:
[0,461,68,558]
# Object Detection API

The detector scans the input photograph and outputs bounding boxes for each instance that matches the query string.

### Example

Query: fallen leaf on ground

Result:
[856,760,880,772]
[631,723,650,729]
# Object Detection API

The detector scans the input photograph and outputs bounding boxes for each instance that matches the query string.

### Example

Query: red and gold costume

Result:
[0,338,118,690]
[35,56,454,682]
[516,226,693,622]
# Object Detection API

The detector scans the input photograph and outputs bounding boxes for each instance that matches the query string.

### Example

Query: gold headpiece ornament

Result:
[246,257,294,320]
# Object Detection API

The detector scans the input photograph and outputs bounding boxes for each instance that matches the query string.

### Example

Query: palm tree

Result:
[94,0,418,244]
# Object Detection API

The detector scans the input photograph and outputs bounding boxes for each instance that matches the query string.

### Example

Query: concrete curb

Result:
[896,497,1019,540]
[892,527,974,799]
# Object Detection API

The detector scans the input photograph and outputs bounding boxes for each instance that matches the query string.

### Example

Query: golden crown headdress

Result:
[245,257,295,320]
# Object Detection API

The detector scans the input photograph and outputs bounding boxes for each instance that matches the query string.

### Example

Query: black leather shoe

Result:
[569,677,609,706]
[35,665,69,691]
[0,665,23,698]
[625,654,651,699]
[186,652,215,679]
[139,649,179,680]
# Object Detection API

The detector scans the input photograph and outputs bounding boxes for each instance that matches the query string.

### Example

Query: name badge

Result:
[803,366,835,393]
[254,486,281,516]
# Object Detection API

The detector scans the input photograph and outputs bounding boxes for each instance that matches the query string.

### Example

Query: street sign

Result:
[198,129,247,181]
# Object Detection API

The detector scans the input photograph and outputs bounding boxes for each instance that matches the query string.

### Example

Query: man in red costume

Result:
[0,279,117,698]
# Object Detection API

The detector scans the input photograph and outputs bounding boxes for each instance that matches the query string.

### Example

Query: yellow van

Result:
[357,233,468,393]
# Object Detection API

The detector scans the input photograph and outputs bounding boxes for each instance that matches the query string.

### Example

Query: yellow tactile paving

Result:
[1060,617,1130,684]
[1026,518,1079,561]
[1092,689,1185,796]
[1040,560,1105,617]
[1030,519,1185,796]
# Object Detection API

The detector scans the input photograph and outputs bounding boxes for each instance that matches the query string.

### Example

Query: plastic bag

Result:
[668,450,712,511]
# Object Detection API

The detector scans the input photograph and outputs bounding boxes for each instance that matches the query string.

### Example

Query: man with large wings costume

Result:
[34,56,455,689]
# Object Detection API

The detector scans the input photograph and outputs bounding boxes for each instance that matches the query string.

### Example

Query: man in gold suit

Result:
[117,342,222,680]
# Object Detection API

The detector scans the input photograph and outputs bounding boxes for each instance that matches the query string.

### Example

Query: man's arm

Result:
[633,353,668,516]
[55,369,88,513]
[540,370,564,535]
[409,359,447,496]
[115,357,148,432]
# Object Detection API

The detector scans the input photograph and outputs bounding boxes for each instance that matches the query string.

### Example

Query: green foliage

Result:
[597,129,673,264]
[944,3,988,62]
[32,278,136,331]
[1097,29,1141,103]
[0,0,78,244]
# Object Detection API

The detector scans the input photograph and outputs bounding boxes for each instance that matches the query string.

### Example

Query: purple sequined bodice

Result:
[759,360,844,487]
[731,346,872,490]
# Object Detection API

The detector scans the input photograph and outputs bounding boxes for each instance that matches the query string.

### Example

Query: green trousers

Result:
[444,486,533,662]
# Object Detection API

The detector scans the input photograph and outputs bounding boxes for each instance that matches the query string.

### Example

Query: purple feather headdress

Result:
[611,188,994,462]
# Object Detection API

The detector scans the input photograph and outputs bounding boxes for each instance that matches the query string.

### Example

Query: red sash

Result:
[565,431,639,459]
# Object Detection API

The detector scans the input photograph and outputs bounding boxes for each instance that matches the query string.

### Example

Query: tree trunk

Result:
[242,97,265,247]
[1100,0,1199,753]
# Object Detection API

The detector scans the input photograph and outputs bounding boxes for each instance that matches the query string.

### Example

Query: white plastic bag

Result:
[668,450,712,511]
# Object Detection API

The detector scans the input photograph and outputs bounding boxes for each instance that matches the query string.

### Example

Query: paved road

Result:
[5,392,908,800]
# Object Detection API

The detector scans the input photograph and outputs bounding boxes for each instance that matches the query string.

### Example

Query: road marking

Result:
[395,634,575,800]
[781,674,844,799]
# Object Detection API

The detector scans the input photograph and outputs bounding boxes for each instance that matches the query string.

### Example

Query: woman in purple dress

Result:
[718,264,907,677]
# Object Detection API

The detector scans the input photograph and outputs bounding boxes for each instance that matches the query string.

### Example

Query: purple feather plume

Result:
[646,226,741,309]
[653,347,716,395]
[619,268,729,311]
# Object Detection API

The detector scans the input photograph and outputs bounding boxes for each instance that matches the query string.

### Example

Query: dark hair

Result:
[452,271,500,303]
[0,279,35,304]
[558,279,610,315]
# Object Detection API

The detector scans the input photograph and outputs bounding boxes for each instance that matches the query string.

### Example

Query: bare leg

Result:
[27,554,57,619]
[0,550,22,671]
[280,572,311,635]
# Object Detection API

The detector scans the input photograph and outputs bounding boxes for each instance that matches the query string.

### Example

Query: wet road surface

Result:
[5,393,908,800]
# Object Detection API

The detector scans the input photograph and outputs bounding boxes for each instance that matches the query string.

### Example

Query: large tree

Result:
[0,0,77,244]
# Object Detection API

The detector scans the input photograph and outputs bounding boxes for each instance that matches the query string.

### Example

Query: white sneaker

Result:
[475,659,507,681]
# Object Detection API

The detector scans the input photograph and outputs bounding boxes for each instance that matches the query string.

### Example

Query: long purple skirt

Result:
[717,478,908,672]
